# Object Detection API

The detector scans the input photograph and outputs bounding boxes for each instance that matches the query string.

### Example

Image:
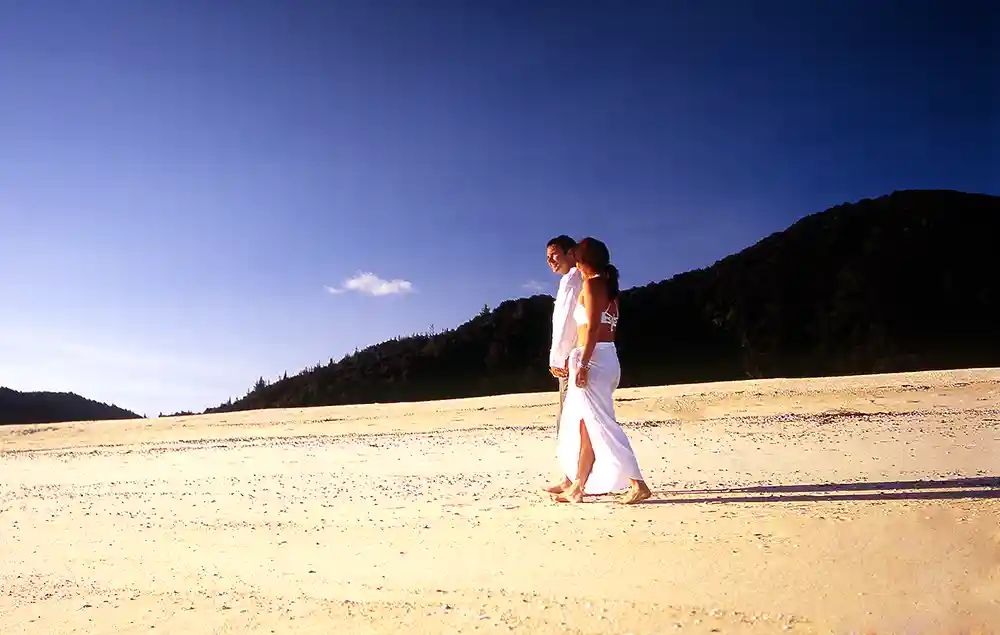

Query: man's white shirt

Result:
[550,267,583,369]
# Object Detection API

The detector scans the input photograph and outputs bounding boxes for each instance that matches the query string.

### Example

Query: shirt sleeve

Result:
[549,271,583,367]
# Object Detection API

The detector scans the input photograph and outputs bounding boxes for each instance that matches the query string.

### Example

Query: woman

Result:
[549,237,651,505]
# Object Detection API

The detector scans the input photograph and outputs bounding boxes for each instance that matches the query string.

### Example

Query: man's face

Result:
[546,244,573,275]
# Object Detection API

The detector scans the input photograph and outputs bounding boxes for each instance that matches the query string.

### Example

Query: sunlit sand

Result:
[3,368,998,634]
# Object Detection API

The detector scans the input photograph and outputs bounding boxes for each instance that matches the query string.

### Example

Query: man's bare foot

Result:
[541,477,572,494]
[552,482,584,503]
[618,481,652,505]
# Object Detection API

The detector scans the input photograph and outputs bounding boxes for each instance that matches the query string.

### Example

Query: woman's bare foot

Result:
[618,481,652,505]
[541,477,572,495]
[552,481,585,503]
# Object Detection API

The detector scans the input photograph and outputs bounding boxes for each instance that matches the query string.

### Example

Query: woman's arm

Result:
[578,278,606,369]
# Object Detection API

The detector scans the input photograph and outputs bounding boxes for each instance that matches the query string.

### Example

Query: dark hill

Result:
[207,189,1000,414]
[0,387,142,426]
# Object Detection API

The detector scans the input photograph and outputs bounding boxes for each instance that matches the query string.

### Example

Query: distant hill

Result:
[207,189,1000,414]
[0,387,142,426]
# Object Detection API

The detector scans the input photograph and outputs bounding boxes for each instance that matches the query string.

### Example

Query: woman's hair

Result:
[576,237,620,300]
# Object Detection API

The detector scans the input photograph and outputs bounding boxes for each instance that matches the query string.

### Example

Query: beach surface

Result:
[2,368,999,634]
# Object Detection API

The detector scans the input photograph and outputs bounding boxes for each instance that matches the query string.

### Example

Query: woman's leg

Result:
[555,418,595,503]
[575,418,596,489]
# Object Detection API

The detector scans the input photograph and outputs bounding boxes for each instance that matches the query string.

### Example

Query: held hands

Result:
[549,358,570,378]
[553,357,589,386]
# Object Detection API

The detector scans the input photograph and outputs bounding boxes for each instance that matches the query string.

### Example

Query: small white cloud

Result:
[522,279,547,292]
[326,272,415,297]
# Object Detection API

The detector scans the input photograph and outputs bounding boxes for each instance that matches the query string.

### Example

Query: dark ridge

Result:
[206,189,999,414]
[0,387,142,426]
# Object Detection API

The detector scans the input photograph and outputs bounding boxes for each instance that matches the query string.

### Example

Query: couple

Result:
[541,235,652,505]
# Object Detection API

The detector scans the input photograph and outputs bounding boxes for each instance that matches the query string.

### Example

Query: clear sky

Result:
[0,1,994,416]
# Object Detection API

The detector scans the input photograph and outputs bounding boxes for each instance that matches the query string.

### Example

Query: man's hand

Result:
[549,366,568,378]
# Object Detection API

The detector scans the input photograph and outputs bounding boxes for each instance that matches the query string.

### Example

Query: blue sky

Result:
[0,1,994,416]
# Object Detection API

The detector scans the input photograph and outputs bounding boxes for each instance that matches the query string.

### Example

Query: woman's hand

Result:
[575,365,589,388]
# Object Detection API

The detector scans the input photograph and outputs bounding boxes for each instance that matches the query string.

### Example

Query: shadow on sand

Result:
[644,476,1000,504]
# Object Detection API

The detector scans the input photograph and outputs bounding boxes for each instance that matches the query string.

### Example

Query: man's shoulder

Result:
[565,267,583,286]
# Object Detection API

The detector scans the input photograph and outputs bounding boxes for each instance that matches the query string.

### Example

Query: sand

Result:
[2,368,998,634]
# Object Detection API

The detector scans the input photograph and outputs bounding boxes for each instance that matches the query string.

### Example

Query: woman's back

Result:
[574,277,619,343]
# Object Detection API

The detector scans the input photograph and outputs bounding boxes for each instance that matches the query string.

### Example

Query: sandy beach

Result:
[2,368,998,634]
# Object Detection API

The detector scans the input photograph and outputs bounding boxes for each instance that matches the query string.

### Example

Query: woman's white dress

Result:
[556,303,645,495]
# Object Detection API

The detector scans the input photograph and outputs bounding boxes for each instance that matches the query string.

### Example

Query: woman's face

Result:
[577,258,596,277]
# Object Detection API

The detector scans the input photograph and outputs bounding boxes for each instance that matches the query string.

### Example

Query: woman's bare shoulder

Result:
[583,276,608,295]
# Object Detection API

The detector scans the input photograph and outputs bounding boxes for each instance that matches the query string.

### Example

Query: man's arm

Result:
[548,280,571,370]
[549,272,582,369]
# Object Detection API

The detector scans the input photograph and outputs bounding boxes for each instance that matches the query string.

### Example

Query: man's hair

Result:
[546,235,577,254]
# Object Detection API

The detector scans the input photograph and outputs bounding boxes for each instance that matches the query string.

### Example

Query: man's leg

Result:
[556,375,568,437]
[541,374,572,494]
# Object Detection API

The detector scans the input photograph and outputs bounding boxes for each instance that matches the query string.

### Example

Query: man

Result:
[542,235,583,494]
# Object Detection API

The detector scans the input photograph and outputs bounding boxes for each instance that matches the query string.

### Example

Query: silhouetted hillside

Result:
[207,189,1000,414]
[0,387,142,426]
